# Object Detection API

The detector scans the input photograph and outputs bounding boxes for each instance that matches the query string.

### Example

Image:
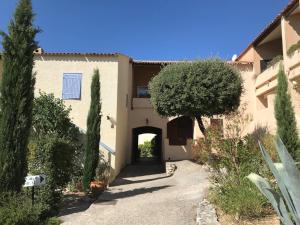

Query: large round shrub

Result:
[149,59,243,134]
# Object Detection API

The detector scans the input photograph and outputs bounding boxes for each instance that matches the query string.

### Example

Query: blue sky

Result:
[0,0,290,60]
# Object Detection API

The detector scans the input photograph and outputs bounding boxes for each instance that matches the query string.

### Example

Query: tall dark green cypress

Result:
[275,66,299,160]
[83,69,101,191]
[0,0,38,193]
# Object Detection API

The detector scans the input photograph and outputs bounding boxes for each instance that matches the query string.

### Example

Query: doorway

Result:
[132,126,162,164]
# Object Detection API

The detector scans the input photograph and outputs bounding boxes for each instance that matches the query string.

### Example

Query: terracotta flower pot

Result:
[90,180,107,196]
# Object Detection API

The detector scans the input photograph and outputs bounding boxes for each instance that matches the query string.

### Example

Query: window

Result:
[62,73,82,100]
[167,116,193,146]
[137,86,150,98]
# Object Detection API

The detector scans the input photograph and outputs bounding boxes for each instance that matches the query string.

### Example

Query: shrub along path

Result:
[60,160,210,225]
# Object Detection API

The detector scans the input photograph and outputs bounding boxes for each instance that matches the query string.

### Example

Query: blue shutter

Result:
[62,73,82,100]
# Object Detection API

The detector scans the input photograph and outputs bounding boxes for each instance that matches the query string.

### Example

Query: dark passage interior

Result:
[132,126,162,164]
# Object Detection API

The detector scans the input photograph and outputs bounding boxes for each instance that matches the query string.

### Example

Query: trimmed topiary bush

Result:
[149,59,242,136]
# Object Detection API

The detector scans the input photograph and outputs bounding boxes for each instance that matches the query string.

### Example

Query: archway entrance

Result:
[132,126,162,164]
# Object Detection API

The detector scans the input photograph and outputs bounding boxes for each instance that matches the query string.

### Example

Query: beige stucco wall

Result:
[114,55,131,176]
[128,100,193,162]
[285,13,300,50]
[164,139,193,160]
[238,47,255,62]
[33,54,120,177]
[236,64,258,134]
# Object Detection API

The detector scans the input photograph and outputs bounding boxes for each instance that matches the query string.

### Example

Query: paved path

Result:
[61,160,209,225]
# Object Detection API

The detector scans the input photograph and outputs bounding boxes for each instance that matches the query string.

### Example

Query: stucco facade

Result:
[32,54,197,179]
[236,0,300,135]
[34,53,121,176]
[0,0,299,180]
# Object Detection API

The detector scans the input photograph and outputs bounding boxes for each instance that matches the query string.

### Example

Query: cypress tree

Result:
[83,69,101,191]
[275,66,299,160]
[0,0,38,192]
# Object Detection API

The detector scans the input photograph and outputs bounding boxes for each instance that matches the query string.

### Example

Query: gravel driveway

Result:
[60,160,209,225]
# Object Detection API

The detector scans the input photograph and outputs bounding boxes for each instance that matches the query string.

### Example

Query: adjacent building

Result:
[235,0,300,134]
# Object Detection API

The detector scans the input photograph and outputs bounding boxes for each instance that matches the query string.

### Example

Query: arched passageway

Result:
[132,126,162,164]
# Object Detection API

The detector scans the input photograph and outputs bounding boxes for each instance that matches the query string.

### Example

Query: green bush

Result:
[266,55,283,69]
[208,133,273,218]
[149,59,242,136]
[0,192,43,225]
[287,40,300,57]
[32,92,80,142]
[210,174,269,219]
[192,127,219,165]
[192,138,211,165]
[138,141,154,158]
[206,107,275,219]
[95,155,112,184]
[42,217,61,225]
[29,136,75,218]
[32,92,84,186]
[28,137,75,188]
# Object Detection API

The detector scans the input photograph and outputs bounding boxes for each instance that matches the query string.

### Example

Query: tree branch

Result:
[195,115,206,137]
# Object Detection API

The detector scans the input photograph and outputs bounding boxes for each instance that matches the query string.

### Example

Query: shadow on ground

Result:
[60,162,167,217]
[113,162,166,179]
[112,175,170,186]
[95,185,171,204]
[59,193,98,217]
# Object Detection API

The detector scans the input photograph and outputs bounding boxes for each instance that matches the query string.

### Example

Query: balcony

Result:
[132,98,153,109]
[287,49,300,80]
[255,61,281,96]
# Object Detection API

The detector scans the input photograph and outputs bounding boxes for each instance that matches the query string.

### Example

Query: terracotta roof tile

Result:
[133,60,252,65]
[132,60,184,65]
[38,52,120,57]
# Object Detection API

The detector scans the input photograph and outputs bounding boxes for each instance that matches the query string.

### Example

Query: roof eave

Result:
[236,0,299,61]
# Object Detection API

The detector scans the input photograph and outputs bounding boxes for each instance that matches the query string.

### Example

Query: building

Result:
[33,52,199,178]
[0,0,299,179]
[235,0,300,134]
